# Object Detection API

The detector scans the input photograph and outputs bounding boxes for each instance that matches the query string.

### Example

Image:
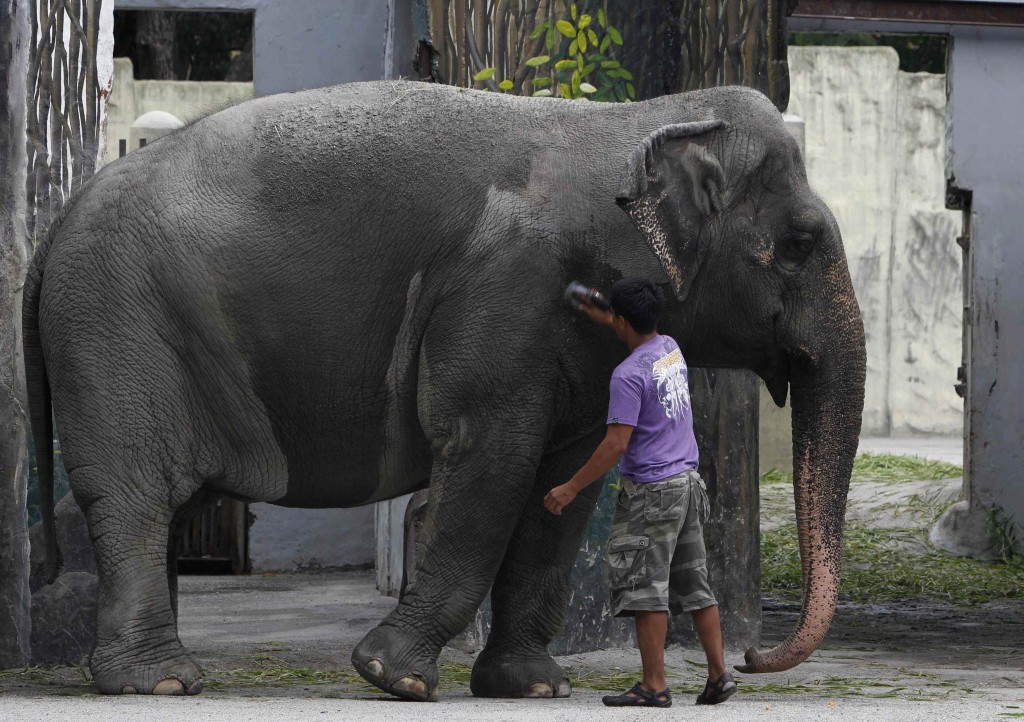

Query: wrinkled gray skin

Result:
[23,81,865,700]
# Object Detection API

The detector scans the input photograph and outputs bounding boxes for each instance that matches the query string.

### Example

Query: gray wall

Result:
[115,0,392,96]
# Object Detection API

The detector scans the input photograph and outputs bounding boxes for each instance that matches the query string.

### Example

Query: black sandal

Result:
[695,672,737,705]
[602,681,672,707]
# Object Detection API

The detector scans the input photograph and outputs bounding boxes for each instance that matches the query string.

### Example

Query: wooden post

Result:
[0,0,32,669]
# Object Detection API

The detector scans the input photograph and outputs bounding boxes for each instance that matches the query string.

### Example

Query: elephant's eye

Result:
[778,231,815,269]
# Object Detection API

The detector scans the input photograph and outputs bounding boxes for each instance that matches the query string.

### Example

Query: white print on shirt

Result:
[652,348,690,421]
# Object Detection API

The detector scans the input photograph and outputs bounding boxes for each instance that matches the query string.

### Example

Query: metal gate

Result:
[175,498,249,574]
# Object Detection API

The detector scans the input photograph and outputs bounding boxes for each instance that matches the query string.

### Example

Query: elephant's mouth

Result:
[761,353,790,408]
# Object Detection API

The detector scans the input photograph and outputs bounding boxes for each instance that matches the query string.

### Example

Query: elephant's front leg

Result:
[470,430,604,698]
[352,414,544,701]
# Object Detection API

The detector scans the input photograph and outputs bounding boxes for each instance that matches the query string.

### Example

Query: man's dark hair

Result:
[608,277,664,334]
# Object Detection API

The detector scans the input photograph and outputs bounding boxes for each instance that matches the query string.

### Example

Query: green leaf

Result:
[572,69,581,95]
[474,67,496,81]
[582,62,596,76]
[556,20,576,38]
[571,2,578,21]
[533,89,553,97]
[597,71,613,86]
[569,38,578,56]
[617,68,634,81]
[560,82,572,98]
[601,60,620,69]
[554,59,577,71]
[615,85,625,101]
[578,14,591,30]
[626,82,635,98]
[530,22,549,40]
[578,32,587,53]
[525,55,550,67]
[498,79,514,91]
[577,54,584,71]
[594,88,611,101]
[587,53,605,62]
[545,28,555,51]
[580,82,597,93]
[608,26,623,45]
[598,8,607,28]
[600,35,611,53]
[531,76,552,88]
[588,29,598,47]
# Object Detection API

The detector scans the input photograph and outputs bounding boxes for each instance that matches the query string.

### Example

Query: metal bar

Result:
[793,0,1024,27]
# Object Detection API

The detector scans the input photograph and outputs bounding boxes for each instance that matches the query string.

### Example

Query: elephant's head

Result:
[615,89,866,673]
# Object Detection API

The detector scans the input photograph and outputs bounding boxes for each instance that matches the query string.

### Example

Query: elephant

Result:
[23,80,865,700]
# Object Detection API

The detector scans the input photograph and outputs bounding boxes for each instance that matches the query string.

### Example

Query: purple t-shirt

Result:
[607,335,699,482]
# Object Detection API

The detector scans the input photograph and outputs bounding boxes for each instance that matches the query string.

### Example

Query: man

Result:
[544,277,736,708]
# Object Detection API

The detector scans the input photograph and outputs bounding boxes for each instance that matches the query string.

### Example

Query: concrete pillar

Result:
[931,27,1024,559]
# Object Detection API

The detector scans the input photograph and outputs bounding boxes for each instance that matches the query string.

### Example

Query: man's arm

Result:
[543,424,634,515]
[578,300,614,327]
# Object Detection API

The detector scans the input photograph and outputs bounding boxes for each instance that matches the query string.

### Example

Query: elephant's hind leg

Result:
[471,429,605,698]
[75,464,203,695]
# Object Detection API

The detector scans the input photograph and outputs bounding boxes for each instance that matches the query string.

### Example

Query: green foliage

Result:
[851,452,963,483]
[789,32,947,74]
[474,2,635,102]
[762,521,1024,604]
[987,506,1021,563]
[759,453,963,487]
[760,453,1024,604]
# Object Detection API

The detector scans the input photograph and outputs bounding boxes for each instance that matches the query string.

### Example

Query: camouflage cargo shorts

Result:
[604,469,717,617]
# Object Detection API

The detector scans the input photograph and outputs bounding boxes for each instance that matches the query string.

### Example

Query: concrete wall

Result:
[105,58,254,163]
[788,46,962,437]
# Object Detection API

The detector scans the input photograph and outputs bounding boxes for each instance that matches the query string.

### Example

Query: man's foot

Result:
[602,681,672,707]
[695,672,737,705]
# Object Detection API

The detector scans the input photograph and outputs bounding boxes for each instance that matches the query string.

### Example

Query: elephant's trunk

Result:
[738,269,866,674]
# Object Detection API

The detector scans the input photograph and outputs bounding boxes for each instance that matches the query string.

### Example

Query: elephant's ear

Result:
[615,120,727,301]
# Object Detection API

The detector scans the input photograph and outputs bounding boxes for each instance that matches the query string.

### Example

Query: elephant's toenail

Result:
[393,675,431,700]
[121,685,138,694]
[153,678,185,695]
[186,679,204,695]
[555,679,572,697]
[366,659,384,679]
[525,682,554,698]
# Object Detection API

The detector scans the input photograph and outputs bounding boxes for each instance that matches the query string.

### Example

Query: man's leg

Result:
[691,604,727,680]
[635,611,669,692]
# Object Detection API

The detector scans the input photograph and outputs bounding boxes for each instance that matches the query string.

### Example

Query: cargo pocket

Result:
[644,486,687,522]
[605,534,650,591]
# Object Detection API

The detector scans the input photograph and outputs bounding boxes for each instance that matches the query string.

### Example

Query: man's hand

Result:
[577,300,614,327]
[544,482,579,515]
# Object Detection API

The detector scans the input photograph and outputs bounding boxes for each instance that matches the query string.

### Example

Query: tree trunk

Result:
[0,0,33,669]
[134,10,177,80]
[608,0,791,111]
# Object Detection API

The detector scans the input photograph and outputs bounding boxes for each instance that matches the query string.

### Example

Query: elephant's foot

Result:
[351,624,439,702]
[91,642,203,695]
[470,647,571,699]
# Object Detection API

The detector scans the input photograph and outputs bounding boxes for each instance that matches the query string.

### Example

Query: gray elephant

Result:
[23,80,865,700]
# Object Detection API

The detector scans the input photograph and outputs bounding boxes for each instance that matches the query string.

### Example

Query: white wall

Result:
[789,46,962,436]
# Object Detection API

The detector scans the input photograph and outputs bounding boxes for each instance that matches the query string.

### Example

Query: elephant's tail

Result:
[23,215,62,585]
